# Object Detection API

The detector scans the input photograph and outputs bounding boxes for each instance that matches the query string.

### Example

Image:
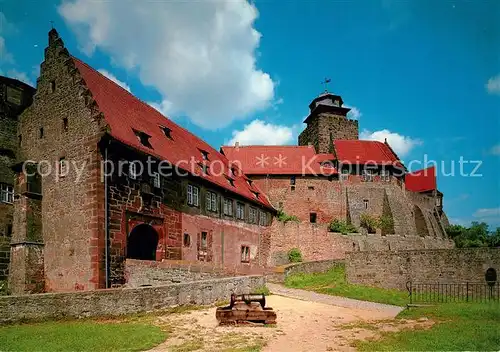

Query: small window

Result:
[290,176,296,185]
[62,118,68,132]
[133,129,153,149]
[50,80,56,93]
[187,184,200,206]
[249,207,258,224]
[259,211,267,226]
[236,202,245,220]
[200,150,209,161]
[18,135,21,147]
[241,245,250,263]
[129,162,140,180]
[39,127,44,139]
[380,169,390,182]
[436,197,442,207]
[152,172,161,188]
[160,126,172,139]
[310,212,317,223]
[0,184,14,204]
[206,191,217,212]
[223,198,233,216]
[6,224,12,237]
[247,179,253,187]
[291,185,296,191]
[227,177,234,187]
[363,199,369,209]
[252,191,259,199]
[341,169,349,182]
[198,162,209,175]
[308,186,314,190]
[362,169,374,182]
[201,232,208,249]
[183,233,191,247]
[59,157,67,176]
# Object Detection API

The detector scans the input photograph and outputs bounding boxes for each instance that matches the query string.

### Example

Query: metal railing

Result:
[407,281,500,304]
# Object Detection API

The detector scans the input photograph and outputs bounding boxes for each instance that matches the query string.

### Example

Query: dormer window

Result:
[247,179,253,187]
[227,177,234,187]
[160,126,172,139]
[252,191,259,199]
[133,129,153,149]
[198,162,209,175]
[200,150,209,161]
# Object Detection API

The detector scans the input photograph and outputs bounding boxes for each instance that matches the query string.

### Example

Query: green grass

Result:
[285,265,408,306]
[0,320,166,352]
[355,303,500,351]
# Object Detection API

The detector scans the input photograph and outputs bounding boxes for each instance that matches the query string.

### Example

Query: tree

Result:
[445,222,500,248]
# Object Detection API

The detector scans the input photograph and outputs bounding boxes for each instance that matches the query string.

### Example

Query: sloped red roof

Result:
[334,140,403,167]
[72,57,272,209]
[220,145,336,175]
[405,166,437,192]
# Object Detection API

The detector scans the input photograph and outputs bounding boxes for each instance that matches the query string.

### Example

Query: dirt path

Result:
[148,293,407,352]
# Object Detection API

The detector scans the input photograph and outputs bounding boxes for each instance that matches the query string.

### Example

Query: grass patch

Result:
[253,285,271,296]
[0,320,166,352]
[285,265,407,306]
[355,303,500,351]
[171,339,204,352]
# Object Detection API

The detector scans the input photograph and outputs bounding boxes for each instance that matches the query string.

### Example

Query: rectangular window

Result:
[201,232,207,249]
[436,197,442,207]
[223,198,233,216]
[183,233,191,247]
[0,184,14,203]
[241,245,250,263]
[39,127,44,139]
[308,186,315,190]
[152,172,161,188]
[362,169,374,182]
[380,169,390,182]
[310,212,317,223]
[63,118,68,132]
[259,211,267,226]
[340,169,349,182]
[187,184,199,206]
[236,202,245,220]
[59,157,67,176]
[249,207,258,224]
[363,199,369,209]
[206,191,217,212]
[129,162,138,180]
[290,176,296,185]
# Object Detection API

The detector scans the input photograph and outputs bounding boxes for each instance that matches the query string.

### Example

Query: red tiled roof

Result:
[220,145,337,175]
[405,166,437,192]
[72,57,272,209]
[334,140,403,167]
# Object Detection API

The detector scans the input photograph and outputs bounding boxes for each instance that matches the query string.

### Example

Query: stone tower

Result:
[298,92,359,153]
[0,77,35,281]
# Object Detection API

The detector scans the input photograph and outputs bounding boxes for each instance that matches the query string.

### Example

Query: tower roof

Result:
[304,92,351,124]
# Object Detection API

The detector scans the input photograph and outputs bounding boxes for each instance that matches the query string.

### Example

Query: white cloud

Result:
[227,119,294,146]
[0,13,15,64]
[473,207,500,218]
[360,129,422,157]
[7,69,34,87]
[490,144,500,156]
[148,99,174,117]
[97,69,131,92]
[486,74,500,95]
[59,0,275,129]
[345,104,361,120]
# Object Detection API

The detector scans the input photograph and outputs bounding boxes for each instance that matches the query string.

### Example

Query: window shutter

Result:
[207,232,213,262]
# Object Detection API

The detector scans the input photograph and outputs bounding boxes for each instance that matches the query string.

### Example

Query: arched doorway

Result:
[127,224,159,260]
[414,205,429,237]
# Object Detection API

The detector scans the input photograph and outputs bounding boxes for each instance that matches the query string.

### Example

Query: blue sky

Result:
[1,0,499,228]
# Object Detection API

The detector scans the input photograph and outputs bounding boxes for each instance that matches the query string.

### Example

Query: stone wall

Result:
[346,248,500,290]
[124,259,228,287]
[0,275,265,324]
[266,221,453,266]
[283,259,344,277]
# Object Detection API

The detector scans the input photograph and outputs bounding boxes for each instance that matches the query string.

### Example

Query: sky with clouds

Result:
[1,0,499,228]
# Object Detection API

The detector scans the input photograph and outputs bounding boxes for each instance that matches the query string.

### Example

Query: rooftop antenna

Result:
[321,77,331,93]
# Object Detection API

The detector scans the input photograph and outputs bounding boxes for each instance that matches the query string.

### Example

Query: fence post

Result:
[466,282,469,302]
[406,281,412,305]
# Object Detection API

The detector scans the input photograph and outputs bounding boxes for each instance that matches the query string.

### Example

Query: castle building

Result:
[0,77,35,281]
[6,29,452,294]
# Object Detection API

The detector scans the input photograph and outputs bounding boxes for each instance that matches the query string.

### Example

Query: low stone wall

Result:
[283,259,344,278]
[346,248,500,290]
[0,275,264,324]
[125,259,228,287]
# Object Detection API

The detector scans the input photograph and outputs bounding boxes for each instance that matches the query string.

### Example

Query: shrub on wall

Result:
[360,213,377,234]
[277,210,300,223]
[378,215,395,235]
[288,248,303,263]
[329,219,358,235]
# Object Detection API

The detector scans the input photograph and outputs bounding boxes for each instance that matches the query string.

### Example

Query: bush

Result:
[378,215,395,234]
[360,213,377,234]
[277,210,299,223]
[329,219,357,235]
[287,248,303,263]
